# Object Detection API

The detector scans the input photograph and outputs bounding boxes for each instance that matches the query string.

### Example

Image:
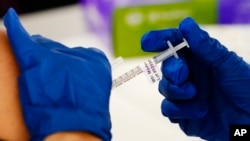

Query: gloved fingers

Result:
[159,57,195,100]
[85,47,108,58]
[31,36,107,57]
[62,47,112,76]
[161,57,189,85]
[159,78,196,100]
[70,47,111,66]
[70,47,112,91]
[3,8,48,69]
[161,98,208,119]
[179,17,243,72]
[141,28,184,52]
[3,8,37,55]
[31,34,68,50]
[31,35,109,65]
[168,117,179,123]
[87,47,112,68]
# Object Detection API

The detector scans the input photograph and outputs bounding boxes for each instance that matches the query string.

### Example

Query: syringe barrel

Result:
[153,49,173,64]
[112,39,189,89]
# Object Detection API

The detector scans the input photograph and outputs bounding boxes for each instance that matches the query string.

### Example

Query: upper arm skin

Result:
[45,132,102,141]
[0,28,30,141]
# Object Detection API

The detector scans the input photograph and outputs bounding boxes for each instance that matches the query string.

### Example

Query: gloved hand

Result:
[4,8,112,141]
[141,17,250,141]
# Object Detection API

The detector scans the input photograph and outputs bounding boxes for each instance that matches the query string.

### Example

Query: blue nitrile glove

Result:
[3,8,112,141]
[141,17,250,141]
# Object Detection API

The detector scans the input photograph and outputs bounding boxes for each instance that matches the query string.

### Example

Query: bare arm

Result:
[45,132,102,141]
[0,28,30,141]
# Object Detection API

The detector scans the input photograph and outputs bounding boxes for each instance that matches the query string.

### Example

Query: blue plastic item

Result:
[4,8,112,141]
[141,17,250,141]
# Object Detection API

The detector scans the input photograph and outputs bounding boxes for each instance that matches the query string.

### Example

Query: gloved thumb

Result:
[179,17,246,73]
[3,8,44,69]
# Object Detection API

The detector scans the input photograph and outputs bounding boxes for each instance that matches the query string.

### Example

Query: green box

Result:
[112,0,217,57]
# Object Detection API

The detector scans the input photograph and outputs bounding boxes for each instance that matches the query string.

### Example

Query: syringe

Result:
[112,38,189,89]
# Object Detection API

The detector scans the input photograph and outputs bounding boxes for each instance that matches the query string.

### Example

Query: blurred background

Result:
[1,0,250,59]
[0,0,250,141]
[0,0,78,16]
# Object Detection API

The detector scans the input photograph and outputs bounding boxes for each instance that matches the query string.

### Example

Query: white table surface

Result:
[1,3,250,141]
